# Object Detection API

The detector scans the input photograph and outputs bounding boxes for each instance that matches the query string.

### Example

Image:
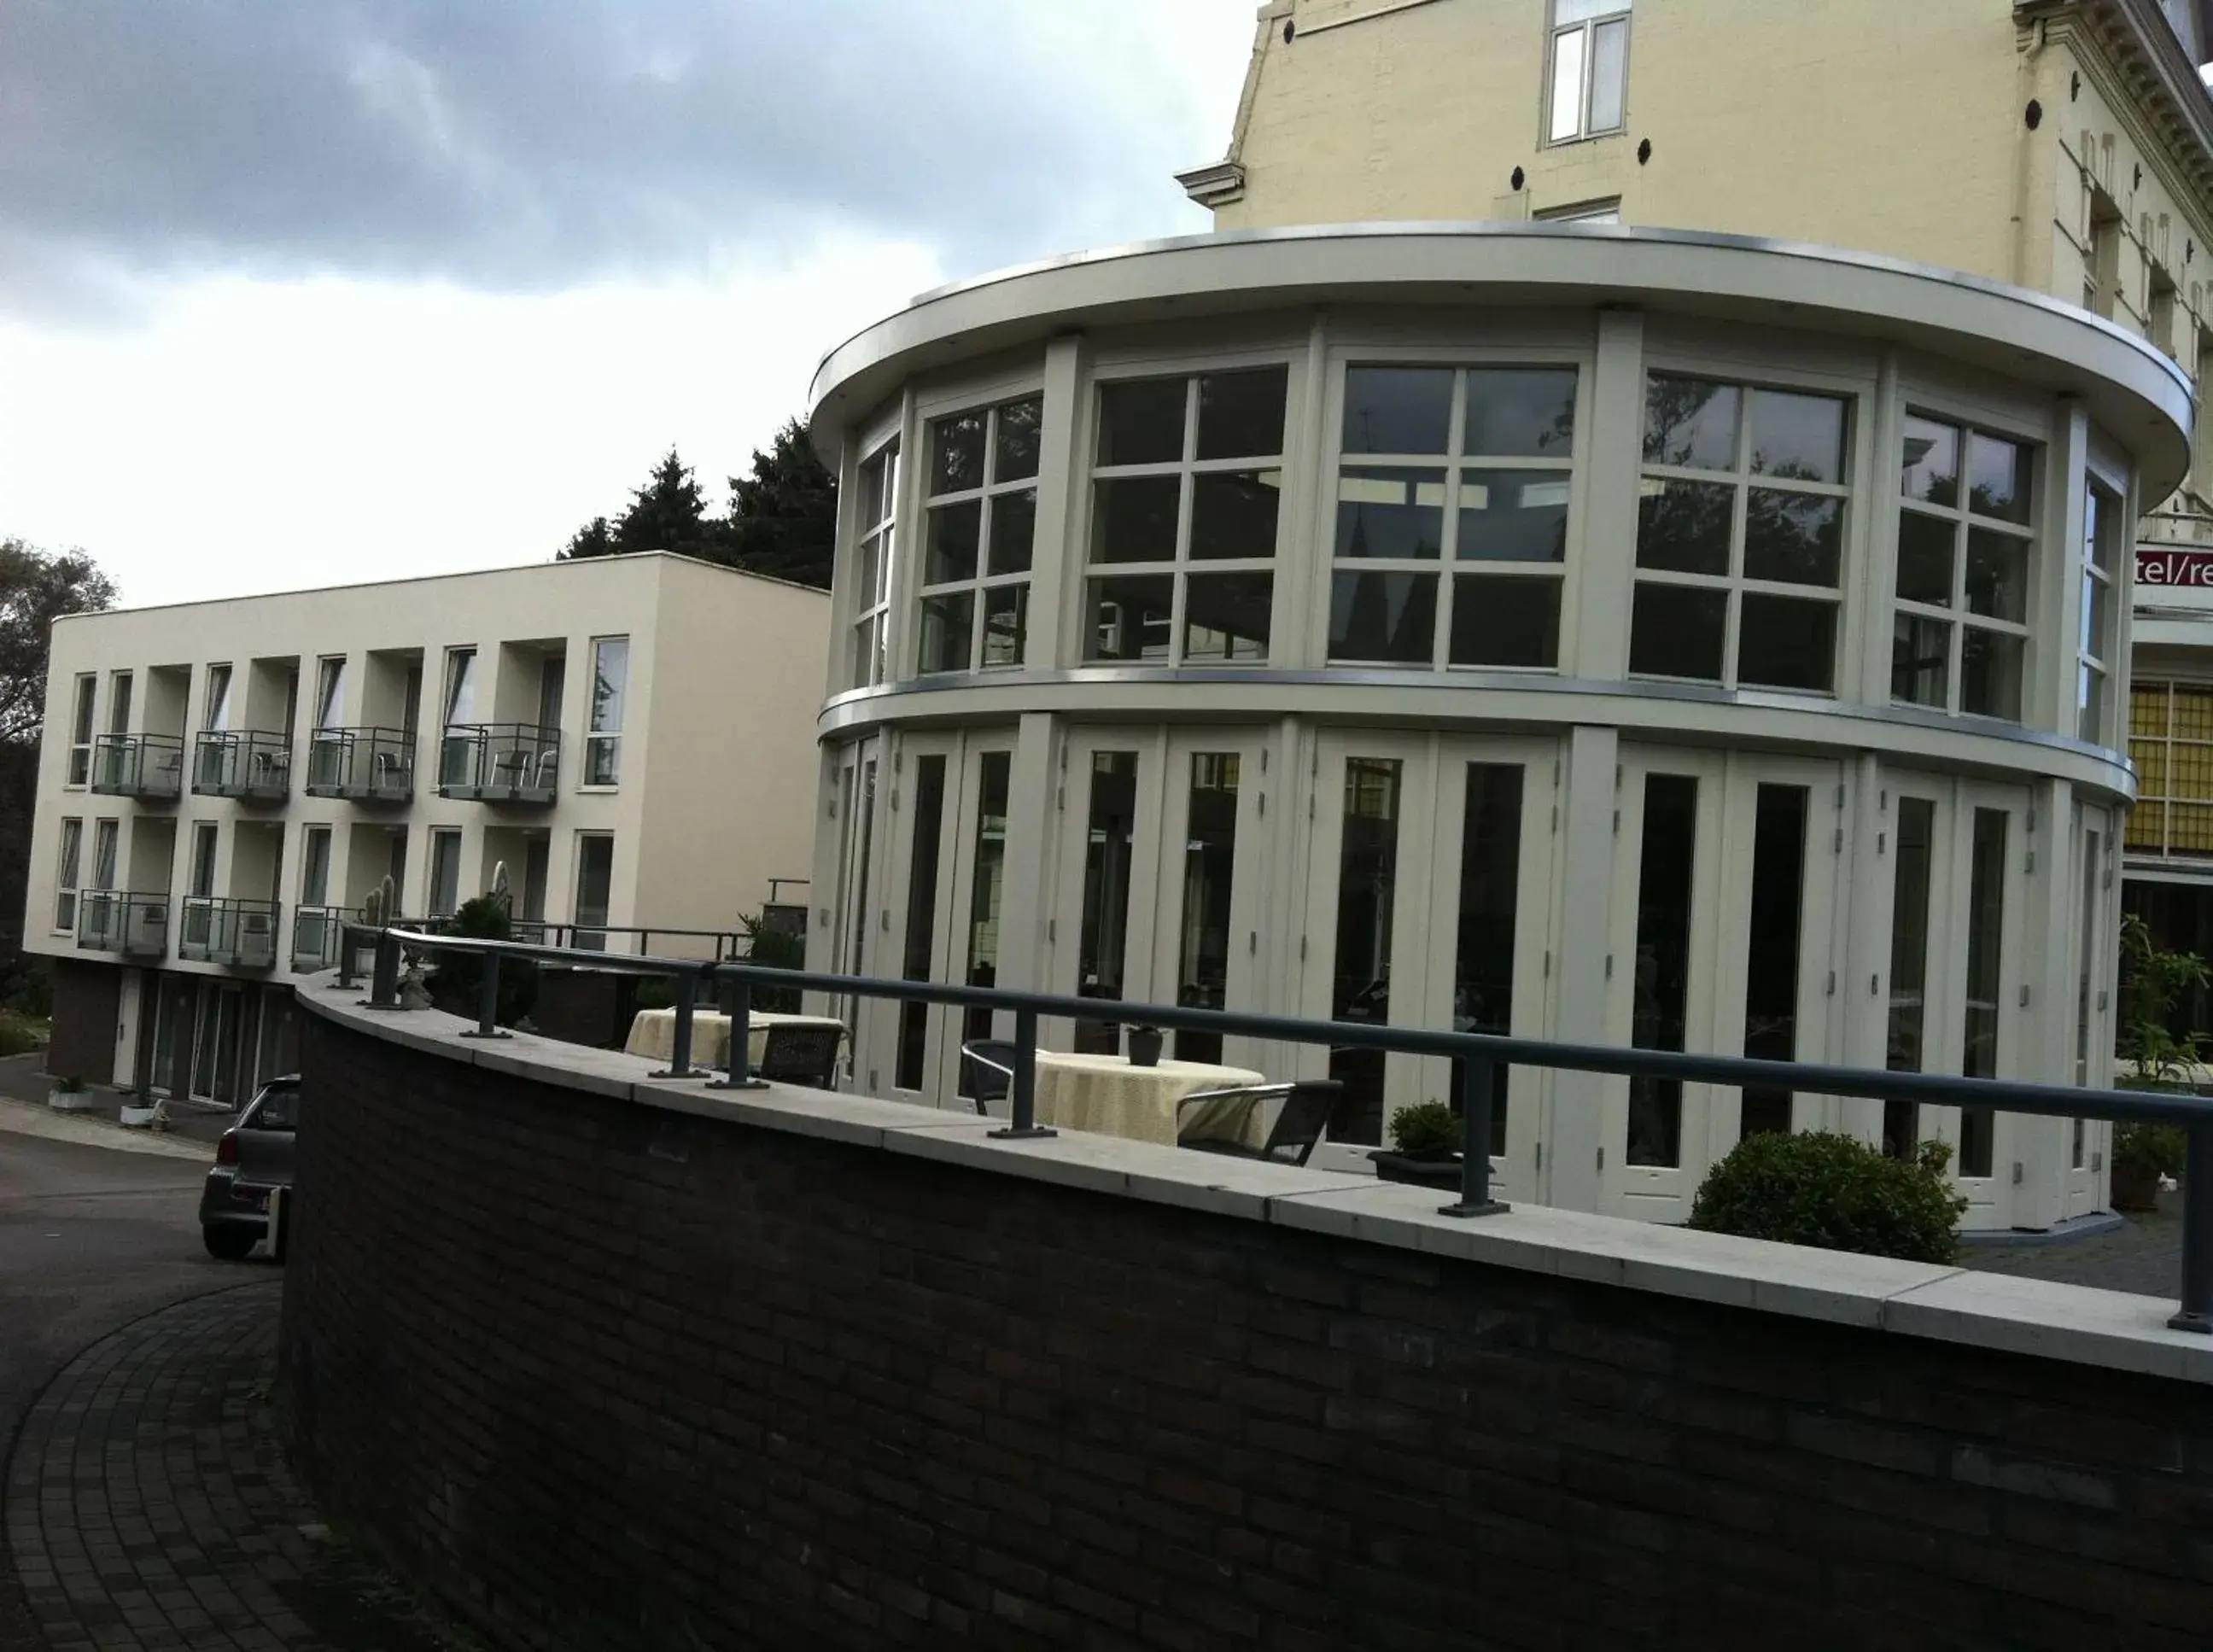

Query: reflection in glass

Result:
[1896,511,1955,606]
[1743,491,1842,586]
[1330,571,1438,664]
[1961,629,2023,720]
[1455,764,1524,1157]
[1628,775,1699,1168]
[918,593,972,674]
[925,500,981,584]
[1969,431,2031,523]
[1959,808,2007,1177]
[1749,388,1847,482]
[1644,375,1741,469]
[1740,785,1808,1137]
[896,756,947,1090]
[1330,758,1402,1145]
[1183,573,1273,662]
[1087,575,1176,663]
[1549,26,1586,143]
[1465,368,1578,456]
[980,586,1026,668]
[1737,594,1836,692]
[1636,478,1733,575]
[995,396,1043,482]
[1587,18,1627,130]
[1963,528,2027,621]
[1458,471,1570,561]
[930,411,987,494]
[1098,378,1186,466]
[1628,583,1726,680]
[1091,477,1181,563]
[1177,754,1241,1061]
[1901,415,1960,505]
[1337,469,1445,559]
[989,490,1037,575]
[1883,797,1937,1158]
[1075,753,1139,1054]
[961,752,1013,1059]
[1451,575,1562,668]
[1892,614,1950,708]
[1191,470,1282,559]
[1344,367,1452,454]
[1196,366,1288,459]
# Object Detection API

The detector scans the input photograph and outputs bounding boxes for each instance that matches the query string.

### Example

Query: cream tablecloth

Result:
[1031,1051,1267,1147]
[624,1008,846,1070]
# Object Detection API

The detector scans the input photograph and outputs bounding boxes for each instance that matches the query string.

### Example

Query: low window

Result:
[919,396,1042,673]
[1547,0,1631,144]
[54,818,82,931]
[585,636,628,785]
[1891,413,2035,721]
[850,445,897,689]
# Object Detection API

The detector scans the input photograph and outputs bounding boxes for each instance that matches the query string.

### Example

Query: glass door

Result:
[2064,807,2113,1221]
[1940,783,2029,1227]
[1150,732,1270,1071]
[1048,730,1165,1056]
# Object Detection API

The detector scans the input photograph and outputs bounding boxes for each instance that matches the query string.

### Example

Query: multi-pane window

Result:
[1329,365,1576,669]
[1085,366,1286,666]
[1631,375,1850,692]
[67,674,95,784]
[585,635,628,785]
[850,444,897,689]
[2079,480,2119,743]
[919,396,1041,673]
[2128,681,2213,856]
[53,818,82,931]
[1547,0,1630,144]
[1892,414,2035,721]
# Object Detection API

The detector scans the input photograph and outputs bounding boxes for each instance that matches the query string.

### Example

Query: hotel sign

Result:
[2137,546,2213,587]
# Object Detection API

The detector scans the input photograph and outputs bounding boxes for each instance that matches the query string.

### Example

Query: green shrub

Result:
[1388,1100,1461,1160]
[429,894,539,1027]
[2113,1121,2187,1182]
[1687,1130,1965,1264]
[0,1010,50,1058]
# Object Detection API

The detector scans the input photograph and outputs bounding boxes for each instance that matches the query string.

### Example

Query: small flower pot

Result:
[119,1103,161,1130]
[1369,1151,1464,1190]
[1126,1026,1165,1069]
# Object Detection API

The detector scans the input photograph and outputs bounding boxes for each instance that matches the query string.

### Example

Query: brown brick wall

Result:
[281,1013,2213,1651]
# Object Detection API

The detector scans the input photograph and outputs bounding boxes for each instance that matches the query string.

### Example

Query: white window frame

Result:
[66,674,95,785]
[584,635,629,787]
[427,828,463,919]
[850,442,898,690]
[54,818,82,933]
[1545,0,1632,146]
[916,394,1044,674]
[441,648,477,725]
[314,656,347,730]
[107,670,132,736]
[202,663,232,732]
[90,818,118,892]
[2079,475,2120,744]
[188,821,219,898]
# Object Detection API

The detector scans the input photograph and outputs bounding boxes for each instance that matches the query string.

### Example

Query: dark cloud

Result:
[0,0,1230,318]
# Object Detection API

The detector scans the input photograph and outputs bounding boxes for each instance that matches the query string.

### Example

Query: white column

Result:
[1544,722,1618,1211]
[2013,775,2076,1229]
[993,712,1057,995]
[1835,751,1890,1145]
[1562,307,1643,681]
[1028,338,1087,669]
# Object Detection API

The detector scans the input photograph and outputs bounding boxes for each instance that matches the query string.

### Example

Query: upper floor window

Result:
[53,818,81,932]
[301,825,332,908]
[1329,365,1577,668]
[1547,0,1630,144]
[2128,681,2213,857]
[1632,374,1850,692]
[66,674,95,785]
[586,635,628,785]
[442,648,476,724]
[919,395,1042,673]
[1891,414,2034,721]
[2080,479,2119,744]
[313,657,346,729]
[1085,366,1287,666]
[90,818,118,892]
[203,663,233,732]
[107,671,132,735]
[850,444,896,689]
[428,828,463,919]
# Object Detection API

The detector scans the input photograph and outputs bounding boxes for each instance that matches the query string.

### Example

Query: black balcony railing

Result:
[179,897,281,969]
[89,733,185,802]
[438,724,559,804]
[336,923,2213,1338]
[305,727,416,803]
[74,890,169,958]
[191,731,293,801]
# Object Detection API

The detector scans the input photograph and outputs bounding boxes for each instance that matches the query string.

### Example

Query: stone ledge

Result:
[297,977,2213,1386]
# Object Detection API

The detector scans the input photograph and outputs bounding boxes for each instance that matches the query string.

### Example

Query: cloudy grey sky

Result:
[0,1,1256,606]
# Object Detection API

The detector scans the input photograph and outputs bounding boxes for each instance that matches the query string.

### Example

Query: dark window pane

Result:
[1091,476,1181,564]
[1892,615,1951,707]
[1329,571,1438,664]
[1628,774,1699,1168]
[1901,415,1960,506]
[1740,784,1809,1136]
[1964,527,2028,621]
[1961,628,2023,720]
[1175,753,1241,1060]
[895,756,947,1090]
[929,410,987,495]
[1637,479,1734,575]
[1959,808,2009,1176]
[1337,468,1445,559]
[1098,377,1186,465]
[918,592,972,673]
[925,500,981,585]
[1191,470,1282,560]
[1644,374,1740,470]
[1969,431,2031,523]
[1087,575,1176,662]
[1450,575,1560,668]
[961,751,1013,1054]
[1749,388,1847,483]
[1344,366,1452,454]
[1457,470,1569,562]
[1896,510,1954,606]
[1184,573,1272,662]
[1074,751,1138,1051]
[988,489,1036,575]
[995,396,1043,482]
[1466,367,1578,458]
[1738,594,1836,692]
[1743,490,1842,587]
[980,584,1026,668]
[1886,797,1936,1094]
[1328,757,1403,1143]
[1629,583,1726,680]
[1196,366,1288,459]
[1455,763,1526,1157]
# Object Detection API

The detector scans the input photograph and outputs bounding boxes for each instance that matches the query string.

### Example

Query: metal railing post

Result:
[367,931,400,1009]
[2169,1123,2213,1333]
[463,952,510,1041]
[990,1007,1054,1140]
[652,972,698,1078]
[334,925,357,991]
[709,972,766,1090]
[1441,1056,1509,1218]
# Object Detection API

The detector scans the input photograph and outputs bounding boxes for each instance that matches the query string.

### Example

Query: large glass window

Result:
[1883,797,1936,1160]
[1547,0,1631,144]
[920,396,1042,674]
[1626,774,1697,1168]
[1739,785,1808,1138]
[428,829,462,919]
[2126,681,2213,856]
[90,819,118,891]
[573,833,614,949]
[107,671,132,736]
[1892,415,2035,721]
[301,826,331,907]
[2079,480,2118,744]
[896,755,948,1092]
[1454,765,1524,1158]
[1632,375,1849,692]
[203,663,233,732]
[1074,752,1139,1054]
[314,657,346,730]
[1329,758,1402,1143]
[961,753,1012,1058]
[1176,753,1241,1061]
[1086,367,1286,666]
[585,636,628,786]
[1331,365,1576,669]
[67,674,95,785]
[53,818,82,931]
[851,443,897,689]
[1959,808,2007,1179]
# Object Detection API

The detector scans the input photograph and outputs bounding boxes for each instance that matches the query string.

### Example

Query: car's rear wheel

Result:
[201,1225,257,1261]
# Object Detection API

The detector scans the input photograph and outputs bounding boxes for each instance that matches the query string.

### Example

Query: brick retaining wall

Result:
[282,1009,2213,1650]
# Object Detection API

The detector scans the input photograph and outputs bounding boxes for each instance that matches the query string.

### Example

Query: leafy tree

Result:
[724,418,836,589]
[2117,910,2210,1082]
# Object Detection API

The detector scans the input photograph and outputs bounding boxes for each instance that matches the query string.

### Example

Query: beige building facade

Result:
[26,553,826,1104]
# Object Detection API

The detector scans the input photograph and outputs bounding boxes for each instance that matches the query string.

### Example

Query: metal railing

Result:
[438,723,560,803]
[90,733,184,801]
[334,924,2213,1336]
[75,890,169,958]
[192,731,293,801]
[181,897,281,968]
[293,905,349,973]
[305,727,416,803]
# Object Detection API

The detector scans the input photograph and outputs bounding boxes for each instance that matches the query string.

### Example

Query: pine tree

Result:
[724,419,837,589]
[558,516,615,561]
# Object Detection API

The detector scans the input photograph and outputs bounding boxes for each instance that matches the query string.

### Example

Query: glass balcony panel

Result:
[438,725,560,805]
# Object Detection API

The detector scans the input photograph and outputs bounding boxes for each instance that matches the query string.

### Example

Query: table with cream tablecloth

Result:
[623,1007,847,1071]
[1030,1051,1268,1147]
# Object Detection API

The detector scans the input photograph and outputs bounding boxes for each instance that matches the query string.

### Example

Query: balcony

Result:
[178,897,281,970]
[74,891,170,959]
[438,724,560,805]
[89,733,184,802]
[292,904,349,972]
[192,732,293,803]
[306,727,416,803]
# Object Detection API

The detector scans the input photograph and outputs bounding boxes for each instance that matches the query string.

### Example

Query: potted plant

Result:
[2111,1121,2186,1212]
[46,1074,95,1112]
[1370,1100,1466,1190]
[1125,1025,1164,1069]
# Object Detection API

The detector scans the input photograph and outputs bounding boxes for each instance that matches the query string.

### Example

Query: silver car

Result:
[197,1076,298,1260]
